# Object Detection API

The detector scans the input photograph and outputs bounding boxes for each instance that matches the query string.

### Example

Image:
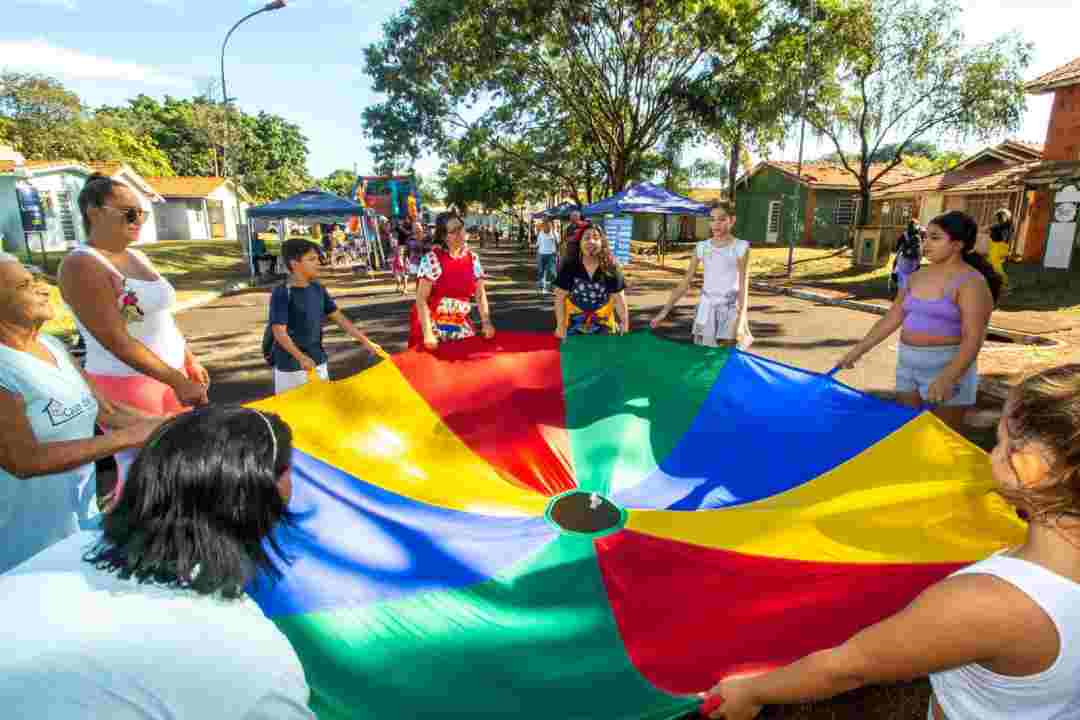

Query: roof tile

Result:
[1026,56,1080,94]
[764,161,922,190]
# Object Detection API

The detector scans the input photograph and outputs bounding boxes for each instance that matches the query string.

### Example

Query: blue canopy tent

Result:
[580,182,709,217]
[579,182,710,265]
[246,190,372,277]
[532,201,580,220]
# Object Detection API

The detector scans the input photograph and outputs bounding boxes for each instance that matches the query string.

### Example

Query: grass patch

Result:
[17,239,277,341]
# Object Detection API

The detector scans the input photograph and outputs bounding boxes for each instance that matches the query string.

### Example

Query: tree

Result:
[87,123,176,177]
[0,72,88,159]
[806,0,1032,225]
[671,0,850,198]
[900,149,965,174]
[100,95,311,200]
[320,169,357,197]
[363,0,813,196]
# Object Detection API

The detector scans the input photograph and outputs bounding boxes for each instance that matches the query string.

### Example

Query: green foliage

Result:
[96,94,311,201]
[319,169,357,197]
[900,150,964,174]
[363,0,802,195]
[805,0,1032,223]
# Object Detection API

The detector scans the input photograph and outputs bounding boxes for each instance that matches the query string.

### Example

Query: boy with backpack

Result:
[264,239,379,394]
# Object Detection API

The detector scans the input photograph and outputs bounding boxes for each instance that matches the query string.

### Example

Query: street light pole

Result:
[220,0,287,179]
[787,0,815,277]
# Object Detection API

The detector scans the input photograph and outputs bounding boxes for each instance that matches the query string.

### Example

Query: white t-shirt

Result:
[695,237,749,298]
[536,231,558,255]
[0,532,314,720]
[0,335,99,574]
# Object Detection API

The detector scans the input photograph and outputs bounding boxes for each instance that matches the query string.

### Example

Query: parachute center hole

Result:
[547,491,622,534]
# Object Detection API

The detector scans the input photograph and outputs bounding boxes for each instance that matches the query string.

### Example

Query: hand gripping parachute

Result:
[247,332,1023,720]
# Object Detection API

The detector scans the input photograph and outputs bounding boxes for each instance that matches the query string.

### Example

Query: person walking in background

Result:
[535,220,559,294]
[988,208,1013,293]
[560,208,590,270]
[836,211,1001,431]
[392,245,408,295]
[553,225,629,338]
[268,239,380,394]
[651,200,753,349]
[0,406,315,719]
[891,219,923,297]
[58,173,209,490]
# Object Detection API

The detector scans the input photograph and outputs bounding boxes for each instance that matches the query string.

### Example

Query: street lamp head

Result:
[265,0,286,9]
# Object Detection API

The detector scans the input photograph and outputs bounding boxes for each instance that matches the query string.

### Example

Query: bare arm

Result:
[735,248,751,327]
[614,291,630,333]
[553,288,569,337]
[711,575,1023,715]
[58,254,187,389]
[652,254,699,324]
[271,325,315,370]
[941,281,992,382]
[76,365,160,428]
[415,279,437,343]
[328,309,376,349]
[836,288,907,368]
[0,389,153,478]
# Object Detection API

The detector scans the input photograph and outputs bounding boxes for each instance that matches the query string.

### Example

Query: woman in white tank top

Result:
[701,364,1080,720]
[58,174,209,492]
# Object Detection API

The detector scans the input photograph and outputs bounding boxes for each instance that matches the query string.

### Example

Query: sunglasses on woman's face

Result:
[102,206,147,224]
[446,221,464,234]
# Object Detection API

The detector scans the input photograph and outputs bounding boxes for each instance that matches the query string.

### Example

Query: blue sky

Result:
[1,0,1076,183]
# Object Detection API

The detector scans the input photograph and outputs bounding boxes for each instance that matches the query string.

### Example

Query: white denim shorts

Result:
[896,342,978,407]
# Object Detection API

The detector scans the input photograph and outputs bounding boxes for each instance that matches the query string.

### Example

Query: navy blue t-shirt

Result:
[268,282,338,371]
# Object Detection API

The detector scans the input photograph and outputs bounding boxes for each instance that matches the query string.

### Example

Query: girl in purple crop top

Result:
[835,211,1002,431]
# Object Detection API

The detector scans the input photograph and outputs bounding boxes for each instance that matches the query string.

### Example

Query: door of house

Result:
[1043,183,1080,270]
[766,200,782,244]
[55,191,78,247]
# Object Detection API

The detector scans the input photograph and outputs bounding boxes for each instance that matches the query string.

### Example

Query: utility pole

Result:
[788,0,815,277]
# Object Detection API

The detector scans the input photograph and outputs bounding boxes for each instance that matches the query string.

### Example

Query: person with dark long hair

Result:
[0,406,313,718]
[837,210,1002,430]
[553,224,629,337]
[411,211,495,350]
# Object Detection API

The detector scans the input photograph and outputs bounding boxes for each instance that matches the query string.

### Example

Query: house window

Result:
[964,194,1013,230]
[879,200,914,227]
[834,196,860,226]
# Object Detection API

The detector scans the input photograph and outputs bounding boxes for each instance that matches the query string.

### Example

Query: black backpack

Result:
[262,284,290,366]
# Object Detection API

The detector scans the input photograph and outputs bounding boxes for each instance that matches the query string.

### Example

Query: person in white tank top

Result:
[58,174,209,494]
[701,364,1080,720]
[650,200,753,349]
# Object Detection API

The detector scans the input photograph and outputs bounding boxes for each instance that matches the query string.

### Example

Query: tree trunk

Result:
[728,131,742,201]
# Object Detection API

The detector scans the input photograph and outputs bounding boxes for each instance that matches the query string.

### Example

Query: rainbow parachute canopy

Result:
[248,332,1023,720]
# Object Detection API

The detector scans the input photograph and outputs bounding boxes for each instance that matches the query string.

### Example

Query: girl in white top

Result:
[651,200,752,349]
[702,363,1080,720]
[59,174,208,494]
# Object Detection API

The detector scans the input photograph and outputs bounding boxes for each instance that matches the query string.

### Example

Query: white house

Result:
[0,151,163,254]
[144,176,250,242]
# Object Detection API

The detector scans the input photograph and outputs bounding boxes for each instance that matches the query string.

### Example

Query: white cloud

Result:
[0,39,186,87]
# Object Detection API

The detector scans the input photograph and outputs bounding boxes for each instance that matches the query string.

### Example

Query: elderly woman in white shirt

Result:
[0,253,160,573]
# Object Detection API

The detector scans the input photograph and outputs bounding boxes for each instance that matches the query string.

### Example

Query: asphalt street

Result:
[176,246,903,409]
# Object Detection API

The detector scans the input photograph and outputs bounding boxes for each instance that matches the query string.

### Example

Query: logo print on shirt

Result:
[43,397,93,427]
